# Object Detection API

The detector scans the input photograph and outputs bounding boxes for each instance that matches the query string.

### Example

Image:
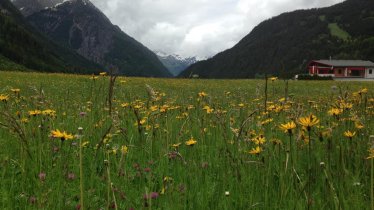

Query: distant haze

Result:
[90,0,342,58]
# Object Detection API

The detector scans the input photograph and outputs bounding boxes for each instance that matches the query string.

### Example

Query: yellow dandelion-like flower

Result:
[10,88,20,93]
[172,143,182,148]
[358,88,368,95]
[121,145,128,155]
[198,92,208,97]
[354,121,364,129]
[81,141,90,148]
[42,109,56,117]
[248,146,262,155]
[0,94,9,102]
[185,137,197,146]
[279,121,296,134]
[133,104,142,109]
[253,135,266,145]
[269,77,278,81]
[203,105,214,114]
[51,129,74,141]
[20,118,29,124]
[343,130,356,139]
[261,118,273,126]
[367,148,374,159]
[150,105,159,112]
[28,110,42,116]
[298,114,319,131]
[328,108,343,116]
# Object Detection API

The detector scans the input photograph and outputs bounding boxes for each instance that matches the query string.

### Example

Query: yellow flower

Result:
[340,102,353,110]
[298,114,319,131]
[139,118,147,125]
[343,130,356,139]
[270,77,278,81]
[198,92,208,97]
[261,118,273,126]
[0,94,9,102]
[185,137,197,146]
[172,143,182,148]
[50,129,74,141]
[248,146,262,155]
[358,88,368,94]
[28,110,42,116]
[42,109,56,117]
[328,108,343,116]
[279,121,296,134]
[133,104,142,109]
[10,88,20,93]
[121,145,128,155]
[367,148,374,159]
[121,103,129,108]
[81,141,90,148]
[203,105,214,114]
[150,105,159,112]
[354,121,364,129]
[20,118,29,124]
[253,135,266,145]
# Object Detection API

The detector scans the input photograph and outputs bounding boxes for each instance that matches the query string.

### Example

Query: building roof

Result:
[312,60,374,67]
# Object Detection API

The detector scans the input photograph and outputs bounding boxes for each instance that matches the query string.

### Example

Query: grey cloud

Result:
[90,0,342,58]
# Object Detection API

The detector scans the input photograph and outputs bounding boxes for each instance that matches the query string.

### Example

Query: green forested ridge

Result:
[180,0,374,78]
[0,0,102,73]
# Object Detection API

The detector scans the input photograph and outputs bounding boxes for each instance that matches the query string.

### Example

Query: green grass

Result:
[328,23,351,41]
[0,71,373,209]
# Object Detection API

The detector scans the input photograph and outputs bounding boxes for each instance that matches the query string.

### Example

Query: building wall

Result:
[334,68,345,77]
[366,68,374,78]
[347,67,365,77]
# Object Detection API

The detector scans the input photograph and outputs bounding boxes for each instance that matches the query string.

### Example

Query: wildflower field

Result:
[0,71,374,210]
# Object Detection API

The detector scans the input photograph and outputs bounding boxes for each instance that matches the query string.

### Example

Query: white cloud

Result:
[90,0,342,58]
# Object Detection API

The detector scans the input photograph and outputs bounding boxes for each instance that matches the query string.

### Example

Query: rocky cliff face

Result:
[13,0,171,77]
[28,0,114,65]
[0,0,102,73]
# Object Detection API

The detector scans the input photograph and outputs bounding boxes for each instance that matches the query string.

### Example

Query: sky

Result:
[90,0,343,59]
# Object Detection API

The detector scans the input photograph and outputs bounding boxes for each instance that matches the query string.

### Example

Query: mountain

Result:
[16,0,171,77]
[11,0,63,16]
[0,0,101,73]
[156,51,197,76]
[180,0,374,78]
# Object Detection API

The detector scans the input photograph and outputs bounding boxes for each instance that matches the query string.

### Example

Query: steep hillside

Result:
[0,0,101,73]
[180,0,374,78]
[24,0,171,77]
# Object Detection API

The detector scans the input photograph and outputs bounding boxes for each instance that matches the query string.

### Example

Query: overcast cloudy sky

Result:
[90,0,342,58]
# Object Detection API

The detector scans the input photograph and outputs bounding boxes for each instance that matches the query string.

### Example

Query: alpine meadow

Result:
[1,0,374,209]
[0,71,373,209]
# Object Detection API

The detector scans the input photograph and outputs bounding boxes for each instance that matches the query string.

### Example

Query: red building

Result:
[308,60,374,79]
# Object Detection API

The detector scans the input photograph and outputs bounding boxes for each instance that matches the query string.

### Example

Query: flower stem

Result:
[371,158,373,210]
[79,137,84,210]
